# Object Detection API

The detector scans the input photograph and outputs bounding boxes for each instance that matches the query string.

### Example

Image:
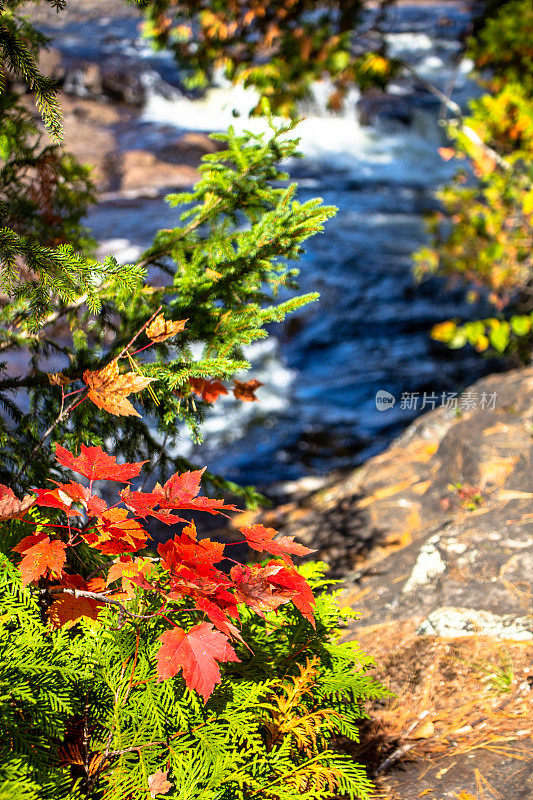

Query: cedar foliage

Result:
[0,546,386,799]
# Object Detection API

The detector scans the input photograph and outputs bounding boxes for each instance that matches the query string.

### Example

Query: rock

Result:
[156,132,222,166]
[242,365,533,798]
[62,58,146,106]
[357,86,439,127]
[38,47,65,82]
[100,60,146,107]
[31,93,123,192]
[402,534,446,593]
[417,607,532,640]
[119,150,199,193]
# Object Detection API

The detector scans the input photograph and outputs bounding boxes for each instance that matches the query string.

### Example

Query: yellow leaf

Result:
[83,361,157,417]
[146,314,187,343]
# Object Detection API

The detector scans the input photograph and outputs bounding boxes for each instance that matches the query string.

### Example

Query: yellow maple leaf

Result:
[146,314,187,343]
[83,361,156,417]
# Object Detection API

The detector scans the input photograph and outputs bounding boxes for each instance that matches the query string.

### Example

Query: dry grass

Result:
[345,621,532,798]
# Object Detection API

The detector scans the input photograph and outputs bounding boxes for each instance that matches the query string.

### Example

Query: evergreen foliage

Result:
[0,548,386,799]
[1,6,335,499]
[0,5,385,800]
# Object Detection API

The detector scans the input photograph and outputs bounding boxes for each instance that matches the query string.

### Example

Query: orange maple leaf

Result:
[83,360,156,417]
[48,593,102,629]
[233,379,264,402]
[12,533,66,585]
[106,555,154,597]
[189,378,228,404]
[146,314,187,343]
[0,485,34,522]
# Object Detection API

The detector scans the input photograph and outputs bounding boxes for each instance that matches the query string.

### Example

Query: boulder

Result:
[156,132,222,166]
[119,150,199,193]
[62,58,146,106]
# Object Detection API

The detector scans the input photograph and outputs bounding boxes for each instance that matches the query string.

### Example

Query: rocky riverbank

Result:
[228,366,533,798]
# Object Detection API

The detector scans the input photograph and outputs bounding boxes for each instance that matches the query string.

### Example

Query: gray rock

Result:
[417,607,533,640]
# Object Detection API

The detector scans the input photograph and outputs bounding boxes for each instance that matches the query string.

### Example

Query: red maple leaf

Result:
[189,378,228,404]
[265,561,316,626]
[195,596,243,643]
[158,534,225,573]
[230,563,295,616]
[55,444,147,483]
[120,487,186,526]
[240,524,315,565]
[84,508,148,554]
[158,469,204,503]
[156,622,240,698]
[35,484,86,517]
[155,470,238,515]
[36,482,108,519]
[13,533,66,585]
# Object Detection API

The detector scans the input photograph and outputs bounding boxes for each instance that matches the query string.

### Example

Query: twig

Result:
[46,588,163,623]
[15,392,84,480]
[0,293,88,353]
[374,742,416,775]
[115,304,162,362]
[374,710,430,775]
[139,429,171,490]
[400,62,511,172]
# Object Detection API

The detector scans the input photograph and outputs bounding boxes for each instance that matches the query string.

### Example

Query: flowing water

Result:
[43,3,501,488]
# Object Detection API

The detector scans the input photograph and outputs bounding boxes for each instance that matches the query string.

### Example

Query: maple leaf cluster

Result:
[5,444,315,700]
[47,310,265,426]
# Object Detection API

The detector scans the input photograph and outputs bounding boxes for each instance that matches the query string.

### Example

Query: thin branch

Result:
[46,588,163,622]
[115,304,162,362]
[0,293,88,353]
[400,62,511,172]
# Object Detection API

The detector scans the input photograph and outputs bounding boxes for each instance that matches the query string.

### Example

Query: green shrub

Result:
[0,550,385,799]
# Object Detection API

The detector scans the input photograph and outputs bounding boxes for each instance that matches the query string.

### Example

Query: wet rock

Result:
[119,150,199,194]
[156,132,222,166]
[62,58,146,106]
[357,86,438,127]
